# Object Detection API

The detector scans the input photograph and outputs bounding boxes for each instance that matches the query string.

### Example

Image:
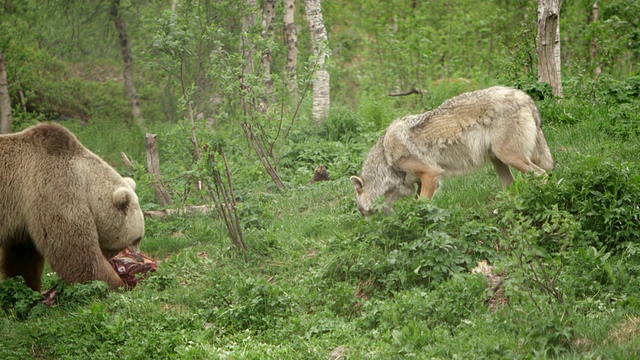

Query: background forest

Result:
[1,0,640,358]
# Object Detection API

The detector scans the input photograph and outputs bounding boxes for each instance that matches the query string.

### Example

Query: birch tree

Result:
[537,0,563,97]
[590,1,601,78]
[110,0,144,126]
[261,0,276,98]
[0,50,12,134]
[305,0,330,123]
[284,0,299,92]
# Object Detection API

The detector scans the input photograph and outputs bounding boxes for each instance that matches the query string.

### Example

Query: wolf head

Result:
[350,175,374,216]
[351,136,417,216]
[350,173,416,216]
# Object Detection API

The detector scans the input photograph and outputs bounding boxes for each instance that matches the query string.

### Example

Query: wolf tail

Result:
[528,104,554,173]
[532,129,554,172]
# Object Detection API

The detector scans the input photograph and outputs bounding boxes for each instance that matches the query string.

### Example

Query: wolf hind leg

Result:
[512,158,547,176]
[490,157,515,189]
[531,130,555,172]
[491,132,548,177]
[494,150,547,176]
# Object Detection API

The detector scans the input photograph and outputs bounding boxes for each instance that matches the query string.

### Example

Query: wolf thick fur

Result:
[350,86,554,215]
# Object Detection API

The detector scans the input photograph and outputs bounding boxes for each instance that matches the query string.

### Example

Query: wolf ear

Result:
[350,176,364,195]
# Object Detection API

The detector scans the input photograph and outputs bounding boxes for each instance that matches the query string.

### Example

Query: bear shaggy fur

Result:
[0,123,145,291]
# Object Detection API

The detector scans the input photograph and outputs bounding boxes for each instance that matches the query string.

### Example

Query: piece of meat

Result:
[40,250,157,305]
[109,249,158,287]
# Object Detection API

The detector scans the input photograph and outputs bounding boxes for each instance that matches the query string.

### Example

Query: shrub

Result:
[320,105,369,143]
[599,74,640,104]
[357,95,405,132]
[513,79,555,101]
[0,277,43,318]
[600,101,640,140]
[323,200,495,295]
[563,243,640,308]
[540,98,607,125]
[211,276,292,332]
[280,139,366,181]
[496,157,640,253]
[495,206,580,357]
[52,280,111,305]
[359,274,487,330]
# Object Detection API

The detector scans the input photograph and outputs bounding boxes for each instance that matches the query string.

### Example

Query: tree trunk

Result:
[284,0,299,92]
[590,1,601,78]
[146,134,173,207]
[537,0,563,97]
[261,0,276,99]
[110,0,144,127]
[240,0,257,115]
[0,51,13,134]
[305,0,330,123]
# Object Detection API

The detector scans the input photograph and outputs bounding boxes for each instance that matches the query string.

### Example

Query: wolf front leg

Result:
[418,173,441,199]
[490,157,515,189]
[397,158,442,200]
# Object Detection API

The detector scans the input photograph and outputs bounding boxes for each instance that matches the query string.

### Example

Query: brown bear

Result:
[0,123,145,291]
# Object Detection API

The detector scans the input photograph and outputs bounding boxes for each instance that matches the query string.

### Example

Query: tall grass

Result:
[2,83,640,359]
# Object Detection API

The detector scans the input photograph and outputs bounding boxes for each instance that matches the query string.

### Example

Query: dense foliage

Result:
[1,0,640,358]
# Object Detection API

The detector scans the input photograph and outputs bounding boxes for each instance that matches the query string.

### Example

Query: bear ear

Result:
[350,176,364,195]
[113,187,132,212]
[123,177,137,191]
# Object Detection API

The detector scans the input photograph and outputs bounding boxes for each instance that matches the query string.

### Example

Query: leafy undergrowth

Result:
[3,95,640,359]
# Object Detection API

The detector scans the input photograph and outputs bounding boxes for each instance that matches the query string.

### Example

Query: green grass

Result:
[3,93,640,359]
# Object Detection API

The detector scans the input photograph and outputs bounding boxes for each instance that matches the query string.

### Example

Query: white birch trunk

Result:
[284,0,299,92]
[261,0,276,98]
[591,2,601,77]
[305,0,330,123]
[537,0,563,97]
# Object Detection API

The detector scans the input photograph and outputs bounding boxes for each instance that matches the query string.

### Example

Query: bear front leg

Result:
[35,218,127,290]
[47,247,126,290]
[0,241,45,292]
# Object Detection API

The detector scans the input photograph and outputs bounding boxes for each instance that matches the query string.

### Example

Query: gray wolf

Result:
[350,86,554,216]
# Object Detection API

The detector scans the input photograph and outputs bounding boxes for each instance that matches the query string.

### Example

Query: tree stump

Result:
[146,133,173,206]
[308,164,330,184]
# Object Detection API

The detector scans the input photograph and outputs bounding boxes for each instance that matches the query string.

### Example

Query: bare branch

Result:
[389,88,424,97]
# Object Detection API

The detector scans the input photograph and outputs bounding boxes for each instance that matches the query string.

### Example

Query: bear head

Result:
[87,173,145,260]
[98,177,144,258]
